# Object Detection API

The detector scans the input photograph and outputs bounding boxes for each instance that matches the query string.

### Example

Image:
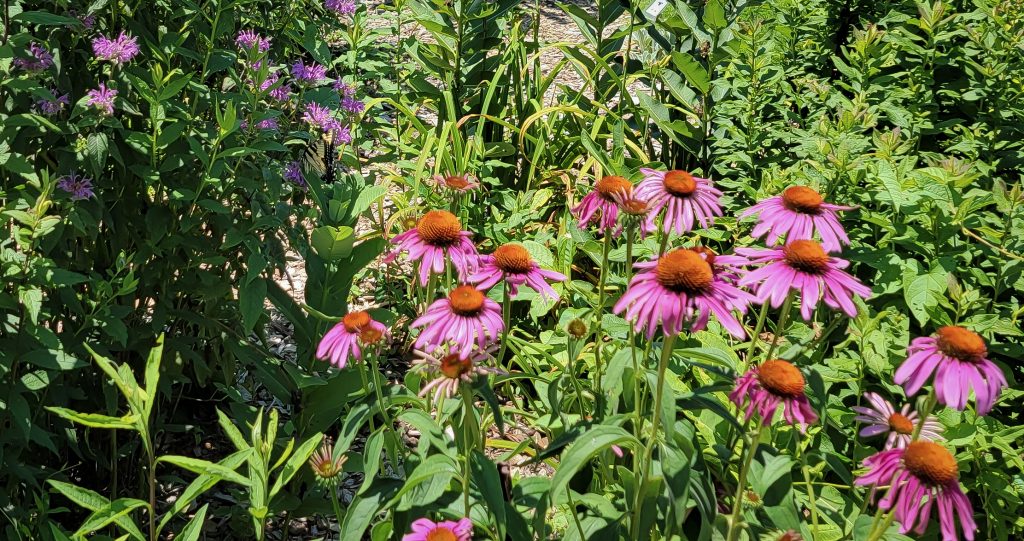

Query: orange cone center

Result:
[783,240,830,274]
[691,245,718,266]
[903,441,959,485]
[359,327,384,345]
[342,311,371,333]
[417,210,463,246]
[449,285,486,316]
[935,326,987,362]
[663,170,697,197]
[595,175,633,202]
[781,186,824,214]
[888,413,914,435]
[444,175,471,190]
[757,360,805,398]
[493,243,534,274]
[439,354,473,380]
[655,249,714,293]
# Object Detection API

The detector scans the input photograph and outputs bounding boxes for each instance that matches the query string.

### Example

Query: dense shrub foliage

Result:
[0,0,1020,540]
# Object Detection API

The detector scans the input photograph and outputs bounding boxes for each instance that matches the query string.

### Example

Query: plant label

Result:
[645,0,669,19]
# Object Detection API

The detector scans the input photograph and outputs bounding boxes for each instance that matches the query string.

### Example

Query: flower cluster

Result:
[86,84,118,116]
[291,60,328,85]
[56,172,95,201]
[37,91,70,116]
[13,42,54,72]
[236,29,271,53]
[92,32,140,65]
[326,0,358,16]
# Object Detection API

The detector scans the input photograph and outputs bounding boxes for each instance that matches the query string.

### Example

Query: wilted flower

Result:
[85,83,118,116]
[433,173,479,193]
[402,517,473,541]
[316,310,388,369]
[895,326,1007,416]
[855,441,976,540]
[572,175,632,234]
[413,344,502,402]
[13,42,54,72]
[610,189,657,238]
[636,168,723,235]
[741,186,853,252]
[283,161,306,187]
[470,243,566,300]
[614,248,755,339]
[411,285,503,357]
[736,240,872,320]
[56,172,95,201]
[852,392,944,449]
[235,29,271,53]
[384,210,478,286]
[37,91,70,116]
[291,59,327,85]
[92,32,140,65]
[730,359,818,430]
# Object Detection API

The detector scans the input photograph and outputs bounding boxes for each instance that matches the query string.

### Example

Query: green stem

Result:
[330,487,344,535]
[744,302,771,369]
[460,385,476,514]
[495,286,512,366]
[630,333,677,538]
[368,352,396,440]
[799,433,820,539]
[356,361,377,432]
[593,229,613,416]
[764,291,795,362]
[726,423,765,541]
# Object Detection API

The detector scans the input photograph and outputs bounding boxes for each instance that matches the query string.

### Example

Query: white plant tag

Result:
[645,0,669,19]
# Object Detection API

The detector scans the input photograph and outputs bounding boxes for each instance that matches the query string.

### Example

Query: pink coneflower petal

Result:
[741,186,853,252]
[572,175,633,235]
[469,243,565,301]
[316,311,388,369]
[852,392,943,449]
[411,286,503,357]
[635,168,722,235]
[729,359,818,431]
[737,240,871,320]
[387,210,479,286]
[894,326,1007,416]
[401,517,473,541]
[411,344,503,404]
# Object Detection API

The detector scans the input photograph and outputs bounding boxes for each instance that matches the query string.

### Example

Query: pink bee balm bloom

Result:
[413,344,503,402]
[433,173,479,193]
[316,311,388,369]
[470,243,566,301]
[636,168,723,235]
[730,359,818,430]
[402,517,473,541]
[613,248,755,339]
[736,239,871,320]
[741,186,853,252]
[855,441,976,540]
[572,175,632,233]
[895,326,1007,416]
[387,210,479,286]
[91,32,140,65]
[852,392,944,449]
[411,285,503,357]
[85,83,118,116]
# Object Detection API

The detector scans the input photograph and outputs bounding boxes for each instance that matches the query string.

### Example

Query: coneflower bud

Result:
[309,441,347,486]
[567,319,588,339]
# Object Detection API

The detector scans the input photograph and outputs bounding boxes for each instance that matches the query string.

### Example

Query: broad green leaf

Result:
[176,504,209,541]
[549,426,640,500]
[311,225,356,260]
[269,433,324,497]
[47,481,146,541]
[46,408,138,430]
[157,455,250,486]
[157,450,251,533]
[73,498,149,539]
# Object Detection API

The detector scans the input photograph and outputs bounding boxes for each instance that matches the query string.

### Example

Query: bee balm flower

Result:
[855,441,976,540]
[737,239,871,320]
[411,286,503,357]
[852,392,944,449]
[470,243,566,301]
[402,517,473,541]
[730,360,818,430]
[91,32,140,65]
[636,168,723,235]
[387,210,479,286]
[572,175,633,233]
[613,248,755,339]
[895,326,1007,416]
[741,186,853,252]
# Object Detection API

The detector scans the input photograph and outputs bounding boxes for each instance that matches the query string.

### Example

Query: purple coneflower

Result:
[613,248,755,339]
[413,344,502,403]
[852,392,944,449]
[736,240,871,320]
[433,173,479,194]
[37,92,70,116]
[14,42,54,72]
[572,175,632,234]
[741,186,853,252]
[284,161,306,187]
[895,326,1006,416]
[609,189,657,238]
[235,29,271,52]
[402,517,473,541]
[326,0,358,16]
[308,440,347,486]
[636,168,723,235]
[85,84,118,115]
[57,172,95,201]
[730,359,818,430]
[385,210,478,286]
[92,32,140,65]
[855,441,976,540]
[316,311,388,369]
[470,243,566,301]
[291,59,327,85]
[411,285,503,357]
